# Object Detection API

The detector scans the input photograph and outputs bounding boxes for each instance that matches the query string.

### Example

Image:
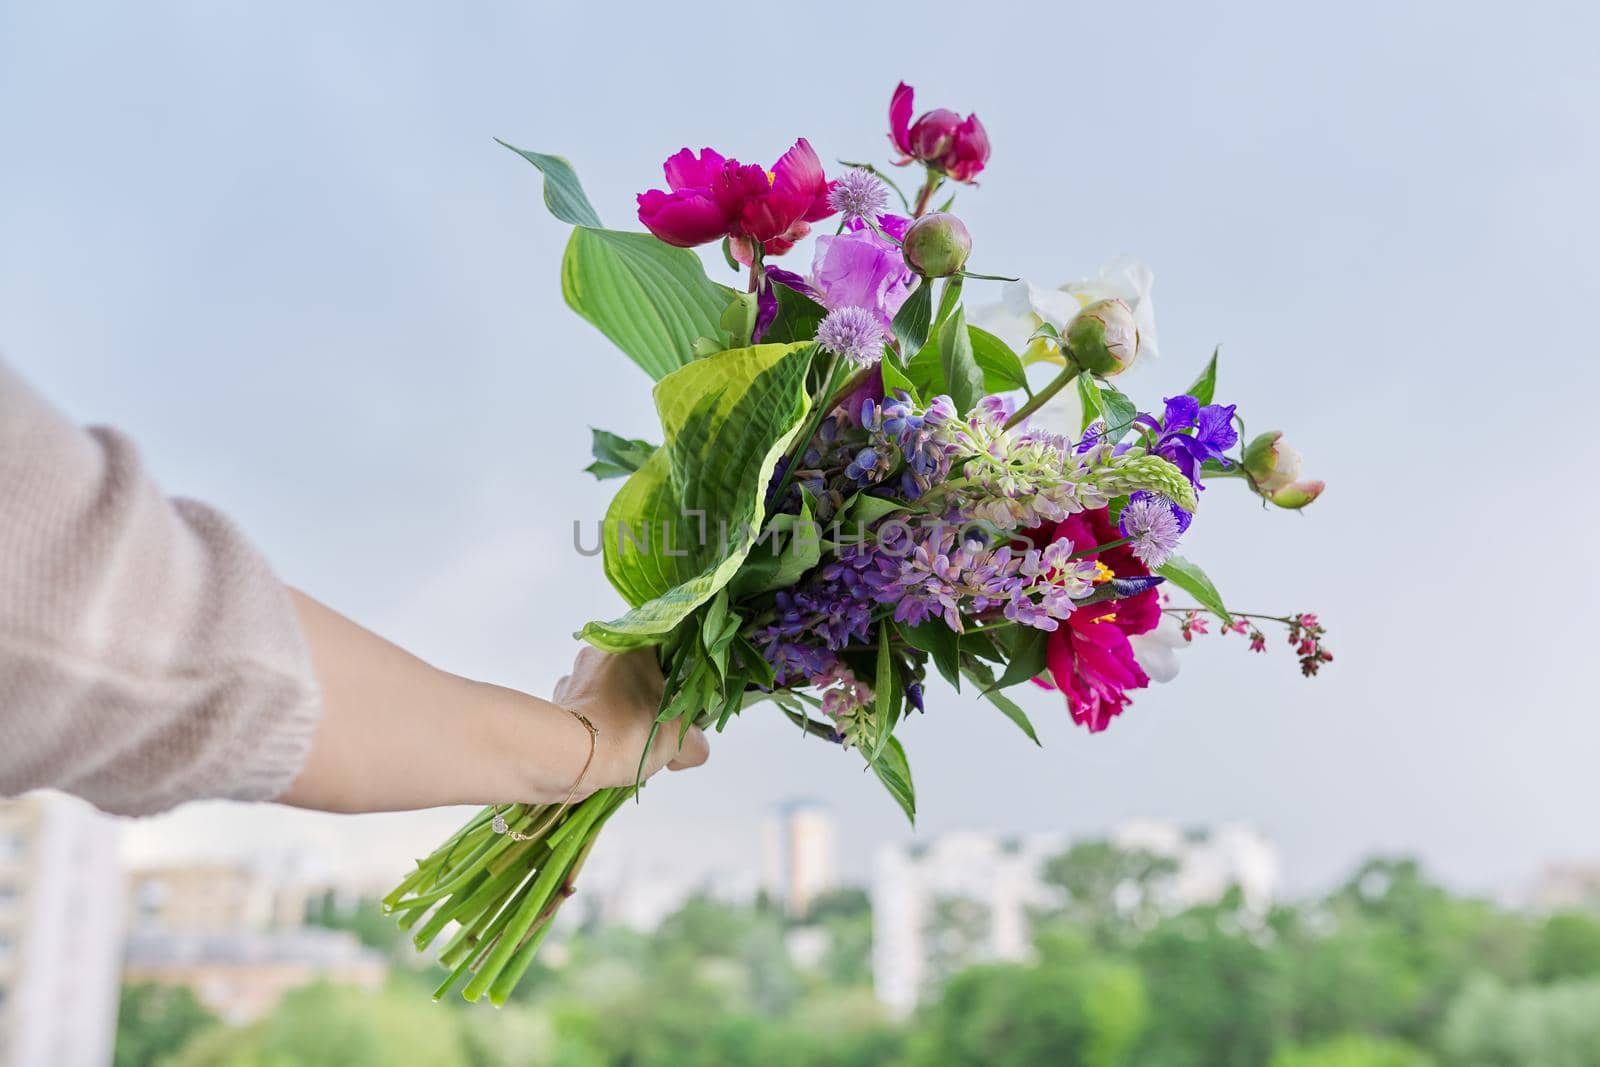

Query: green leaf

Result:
[495,141,603,229]
[897,621,961,691]
[959,658,1041,745]
[1156,555,1232,625]
[1185,348,1220,406]
[562,228,739,381]
[989,626,1050,691]
[719,292,758,349]
[880,349,918,401]
[585,428,657,481]
[934,276,965,328]
[969,325,1029,394]
[872,622,903,760]
[1076,374,1104,434]
[982,687,1040,746]
[841,493,905,527]
[891,282,934,353]
[580,343,814,649]
[903,331,944,397]
[939,306,986,415]
[730,494,822,597]
[1097,382,1139,442]
[866,735,916,824]
[761,279,828,345]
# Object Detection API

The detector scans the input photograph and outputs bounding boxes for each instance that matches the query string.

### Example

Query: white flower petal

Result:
[1130,614,1187,684]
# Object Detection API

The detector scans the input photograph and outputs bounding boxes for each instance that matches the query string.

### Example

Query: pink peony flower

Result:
[636,139,835,257]
[888,82,991,183]
[1032,508,1162,732]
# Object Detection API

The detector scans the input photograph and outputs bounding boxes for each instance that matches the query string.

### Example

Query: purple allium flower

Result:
[827,168,890,221]
[816,306,888,367]
[1118,491,1185,568]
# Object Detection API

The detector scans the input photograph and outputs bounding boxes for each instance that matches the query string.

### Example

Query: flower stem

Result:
[1005,363,1082,429]
[912,171,943,217]
[1068,537,1129,560]
[1162,606,1295,624]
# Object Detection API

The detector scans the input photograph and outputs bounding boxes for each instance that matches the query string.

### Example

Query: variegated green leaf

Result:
[581,343,814,650]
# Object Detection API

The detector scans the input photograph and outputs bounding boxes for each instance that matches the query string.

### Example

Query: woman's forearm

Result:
[278,592,709,814]
[278,590,595,813]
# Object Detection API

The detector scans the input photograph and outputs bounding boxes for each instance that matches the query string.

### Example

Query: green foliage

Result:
[1271,1036,1433,1067]
[582,343,813,650]
[1039,840,1181,949]
[1186,348,1220,406]
[496,141,605,228]
[891,281,934,353]
[866,734,916,824]
[903,956,1147,1067]
[1439,975,1600,1066]
[937,305,986,414]
[161,983,474,1067]
[562,228,739,381]
[1157,555,1233,624]
[584,428,656,480]
[114,983,217,1067]
[1531,911,1600,983]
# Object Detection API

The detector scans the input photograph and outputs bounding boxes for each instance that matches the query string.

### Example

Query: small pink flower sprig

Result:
[1166,605,1333,677]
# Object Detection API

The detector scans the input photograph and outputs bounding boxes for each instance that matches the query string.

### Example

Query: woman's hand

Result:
[551,646,709,797]
[278,592,709,814]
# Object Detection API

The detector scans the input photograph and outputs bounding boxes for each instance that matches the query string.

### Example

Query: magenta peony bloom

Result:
[888,82,991,183]
[1033,508,1161,732]
[636,139,835,257]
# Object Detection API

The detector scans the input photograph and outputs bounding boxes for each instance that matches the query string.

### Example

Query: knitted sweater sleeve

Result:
[0,360,322,815]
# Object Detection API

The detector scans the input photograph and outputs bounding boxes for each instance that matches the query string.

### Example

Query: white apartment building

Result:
[0,794,123,1067]
[761,800,838,917]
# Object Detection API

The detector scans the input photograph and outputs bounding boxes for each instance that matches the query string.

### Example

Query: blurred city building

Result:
[762,799,837,917]
[1530,863,1600,912]
[0,794,122,1067]
[122,858,389,1024]
[871,821,1280,1013]
[122,927,387,1025]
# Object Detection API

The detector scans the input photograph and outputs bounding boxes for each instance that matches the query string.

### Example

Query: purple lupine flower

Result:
[817,306,888,367]
[827,168,890,221]
[1118,491,1185,568]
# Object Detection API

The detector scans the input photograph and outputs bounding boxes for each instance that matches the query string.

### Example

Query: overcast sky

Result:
[3,0,1597,897]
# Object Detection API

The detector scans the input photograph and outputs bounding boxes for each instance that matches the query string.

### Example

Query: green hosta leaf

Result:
[867,735,916,824]
[496,141,604,229]
[897,620,961,691]
[939,306,986,415]
[585,428,657,480]
[581,343,814,649]
[1186,347,1220,406]
[970,325,1029,395]
[960,657,1041,745]
[892,282,934,353]
[1156,555,1232,625]
[563,228,738,381]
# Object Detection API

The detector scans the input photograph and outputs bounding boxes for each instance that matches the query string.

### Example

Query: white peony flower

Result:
[971,257,1159,367]
[1130,613,1187,684]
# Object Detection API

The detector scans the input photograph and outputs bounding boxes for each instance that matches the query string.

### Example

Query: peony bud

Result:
[1064,298,1139,376]
[1266,479,1325,509]
[1241,431,1302,493]
[901,212,972,277]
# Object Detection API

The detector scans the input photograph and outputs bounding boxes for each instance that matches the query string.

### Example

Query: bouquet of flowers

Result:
[385,82,1330,1004]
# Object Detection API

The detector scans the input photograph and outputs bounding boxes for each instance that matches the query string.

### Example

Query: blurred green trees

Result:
[117,848,1600,1067]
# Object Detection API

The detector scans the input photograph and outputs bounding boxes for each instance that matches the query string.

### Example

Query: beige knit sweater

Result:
[0,360,321,815]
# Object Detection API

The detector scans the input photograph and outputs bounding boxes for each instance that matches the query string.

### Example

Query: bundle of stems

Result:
[382,787,631,1005]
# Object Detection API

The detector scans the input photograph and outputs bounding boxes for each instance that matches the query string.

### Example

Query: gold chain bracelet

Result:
[490,709,599,841]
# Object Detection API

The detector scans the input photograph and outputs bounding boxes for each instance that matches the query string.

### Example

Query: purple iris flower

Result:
[1133,394,1238,490]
